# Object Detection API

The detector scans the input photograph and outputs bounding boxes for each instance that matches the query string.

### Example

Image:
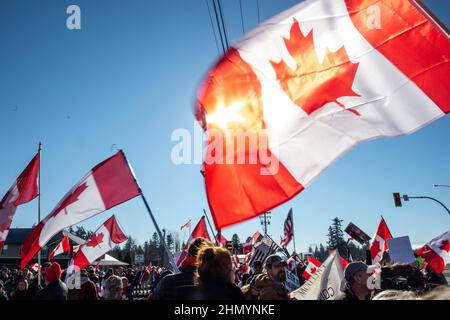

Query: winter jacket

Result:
[10,289,33,301]
[35,280,68,300]
[253,273,289,300]
[68,275,98,300]
[335,285,371,300]
[176,280,245,300]
[152,265,197,300]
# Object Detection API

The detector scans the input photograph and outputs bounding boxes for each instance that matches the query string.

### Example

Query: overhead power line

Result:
[204,0,221,55]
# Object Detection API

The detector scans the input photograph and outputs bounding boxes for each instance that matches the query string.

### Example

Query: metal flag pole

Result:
[203,209,218,245]
[119,150,178,273]
[291,208,297,254]
[37,142,42,287]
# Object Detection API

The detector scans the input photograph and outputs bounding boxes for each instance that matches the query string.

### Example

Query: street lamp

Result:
[434,184,450,188]
[393,192,450,216]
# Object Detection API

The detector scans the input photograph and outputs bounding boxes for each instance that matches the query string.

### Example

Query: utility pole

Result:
[259,212,271,236]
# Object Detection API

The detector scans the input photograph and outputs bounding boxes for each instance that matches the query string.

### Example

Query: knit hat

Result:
[44,262,62,283]
[340,261,368,291]
[344,261,368,282]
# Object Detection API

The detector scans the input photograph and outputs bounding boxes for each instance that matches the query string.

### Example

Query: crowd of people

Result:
[0,237,448,301]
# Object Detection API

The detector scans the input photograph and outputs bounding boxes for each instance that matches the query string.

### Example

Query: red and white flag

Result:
[287,254,302,272]
[0,152,39,251]
[180,220,191,231]
[71,215,128,270]
[303,256,321,280]
[340,257,349,269]
[243,253,251,273]
[417,230,450,274]
[70,244,81,256]
[177,216,211,266]
[232,251,240,269]
[20,151,140,269]
[195,0,450,229]
[370,217,393,264]
[243,231,262,253]
[28,263,40,273]
[216,233,228,247]
[48,234,70,261]
[280,208,294,248]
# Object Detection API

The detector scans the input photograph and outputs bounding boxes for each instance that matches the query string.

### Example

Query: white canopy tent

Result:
[94,254,128,266]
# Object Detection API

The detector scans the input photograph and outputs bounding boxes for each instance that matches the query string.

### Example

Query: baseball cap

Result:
[265,254,287,268]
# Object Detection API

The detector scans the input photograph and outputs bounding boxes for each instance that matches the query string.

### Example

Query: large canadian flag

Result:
[20,151,140,269]
[370,217,393,264]
[177,216,211,266]
[48,234,70,261]
[417,230,450,274]
[195,0,450,229]
[303,256,322,280]
[71,215,128,270]
[0,153,39,251]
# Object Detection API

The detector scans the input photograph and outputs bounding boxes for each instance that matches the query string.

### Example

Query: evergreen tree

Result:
[319,243,326,262]
[166,233,174,253]
[314,246,319,259]
[231,234,242,252]
[326,217,347,258]
[149,232,160,265]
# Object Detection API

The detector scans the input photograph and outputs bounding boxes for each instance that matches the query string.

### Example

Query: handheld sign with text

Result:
[387,236,415,264]
[344,222,371,245]
[284,268,301,293]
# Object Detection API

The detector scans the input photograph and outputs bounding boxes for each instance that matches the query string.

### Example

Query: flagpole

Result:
[291,208,297,254]
[37,142,42,287]
[203,209,218,245]
[119,150,178,273]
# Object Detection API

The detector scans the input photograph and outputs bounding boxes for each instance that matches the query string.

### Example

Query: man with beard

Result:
[253,254,289,300]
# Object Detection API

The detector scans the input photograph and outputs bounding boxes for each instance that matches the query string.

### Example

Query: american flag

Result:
[280,208,294,248]
[249,235,284,267]
[242,231,262,253]
[232,251,240,269]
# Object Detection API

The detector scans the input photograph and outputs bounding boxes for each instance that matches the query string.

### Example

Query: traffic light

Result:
[393,192,402,207]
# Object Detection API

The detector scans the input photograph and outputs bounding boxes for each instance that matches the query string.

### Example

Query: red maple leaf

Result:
[271,19,360,116]
[310,266,317,274]
[439,240,450,252]
[51,182,89,217]
[86,232,104,248]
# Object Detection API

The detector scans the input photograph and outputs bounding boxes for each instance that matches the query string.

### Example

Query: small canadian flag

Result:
[28,263,40,273]
[303,256,321,280]
[70,215,128,270]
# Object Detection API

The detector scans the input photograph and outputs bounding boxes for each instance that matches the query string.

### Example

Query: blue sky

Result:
[1,0,449,253]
